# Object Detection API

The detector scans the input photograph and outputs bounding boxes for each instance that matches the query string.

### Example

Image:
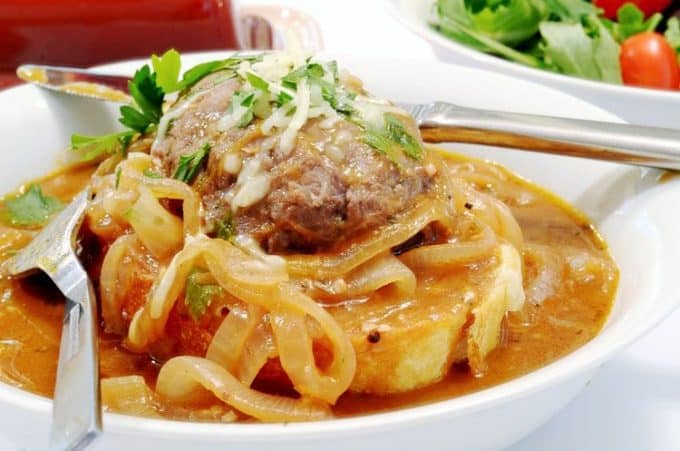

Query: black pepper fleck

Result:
[464,202,473,209]
[367,330,381,343]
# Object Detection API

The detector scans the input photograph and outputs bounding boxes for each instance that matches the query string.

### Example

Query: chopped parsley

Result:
[4,184,62,227]
[281,63,325,89]
[152,48,262,94]
[173,143,211,183]
[230,92,257,128]
[384,113,422,160]
[362,113,423,164]
[70,131,135,161]
[143,168,162,179]
[362,130,402,166]
[185,271,222,320]
[214,214,235,241]
[70,49,260,160]
[246,71,270,92]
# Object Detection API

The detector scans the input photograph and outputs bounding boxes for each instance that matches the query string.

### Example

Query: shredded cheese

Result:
[279,79,310,155]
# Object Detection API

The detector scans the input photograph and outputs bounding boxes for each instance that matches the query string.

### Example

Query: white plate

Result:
[0,53,679,451]
[389,0,680,129]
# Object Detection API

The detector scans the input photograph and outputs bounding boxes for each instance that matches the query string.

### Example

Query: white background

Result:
[2,0,678,449]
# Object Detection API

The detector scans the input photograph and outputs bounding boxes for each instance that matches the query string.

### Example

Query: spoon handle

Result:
[411,101,680,171]
[49,255,101,451]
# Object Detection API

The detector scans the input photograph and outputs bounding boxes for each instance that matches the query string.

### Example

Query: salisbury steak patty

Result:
[152,74,432,253]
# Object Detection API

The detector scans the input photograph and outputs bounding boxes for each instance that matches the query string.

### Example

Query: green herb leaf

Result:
[363,130,402,166]
[214,214,235,241]
[665,17,680,54]
[120,65,164,133]
[185,271,222,320]
[4,185,62,227]
[143,168,162,178]
[177,54,263,93]
[612,4,661,42]
[276,90,294,106]
[70,131,135,161]
[230,92,257,128]
[246,72,270,92]
[282,63,325,89]
[151,49,182,93]
[115,167,122,189]
[384,114,423,159]
[119,105,152,133]
[173,143,211,183]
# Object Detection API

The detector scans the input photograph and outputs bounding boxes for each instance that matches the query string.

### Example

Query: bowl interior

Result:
[0,53,679,439]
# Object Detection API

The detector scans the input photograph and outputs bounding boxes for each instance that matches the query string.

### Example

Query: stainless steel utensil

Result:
[16,64,680,171]
[399,101,680,170]
[4,189,101,451]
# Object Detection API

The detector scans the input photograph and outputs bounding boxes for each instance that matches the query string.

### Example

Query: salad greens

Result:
[432,0,676,84]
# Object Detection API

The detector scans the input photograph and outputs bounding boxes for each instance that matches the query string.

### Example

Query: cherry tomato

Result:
[620,32,680,90]
[593,0,671,19]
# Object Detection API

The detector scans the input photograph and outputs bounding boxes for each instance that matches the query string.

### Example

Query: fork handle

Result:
[418,102,680,170]
[50,255,101,451]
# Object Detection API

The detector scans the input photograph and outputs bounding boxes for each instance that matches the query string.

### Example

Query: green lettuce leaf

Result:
[539,19,620,82]
[612,3,661,42]
[541,0,598,21]
[665,17,680,54]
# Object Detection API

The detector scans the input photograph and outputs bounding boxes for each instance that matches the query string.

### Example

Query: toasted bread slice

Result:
[327,244,524,394]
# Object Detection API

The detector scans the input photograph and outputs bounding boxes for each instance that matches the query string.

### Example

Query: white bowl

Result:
[0,53,679,451]
[389,0,680,129]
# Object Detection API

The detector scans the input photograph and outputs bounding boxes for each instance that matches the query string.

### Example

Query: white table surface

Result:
[3,1,678,449]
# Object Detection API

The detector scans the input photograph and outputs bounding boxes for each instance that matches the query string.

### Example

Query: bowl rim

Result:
[0,52,678,441]
[388,0,680,102]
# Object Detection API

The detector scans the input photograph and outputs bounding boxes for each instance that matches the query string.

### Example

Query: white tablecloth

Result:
[3,1,678,449]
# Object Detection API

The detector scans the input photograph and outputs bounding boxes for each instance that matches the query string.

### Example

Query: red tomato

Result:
[620,32,680,90]
[593,0,671,19]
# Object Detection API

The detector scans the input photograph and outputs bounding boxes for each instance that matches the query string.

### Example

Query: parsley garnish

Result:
[151,49,262,94]
[143,168,162,179]
[362,114,423,164]
[246,72,269,92]
[282,63,325,89]
[229,92,257,128]
[70,131,135,161]
[214,214,235,241]
[4,185,62,227]
[276,91,294,106]
[119,65,164,133]
[173,143,211,183]
[363,131,402,166]
[185,271,222,320]
[384,113,422,159]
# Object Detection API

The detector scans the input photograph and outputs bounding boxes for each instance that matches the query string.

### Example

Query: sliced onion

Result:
[156,356,331,422]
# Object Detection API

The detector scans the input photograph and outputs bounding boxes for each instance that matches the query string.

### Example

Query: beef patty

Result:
[151,75,433,253]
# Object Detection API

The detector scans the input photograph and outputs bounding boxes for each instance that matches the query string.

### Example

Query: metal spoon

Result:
[4,189,101,451]
[16,64,680,171]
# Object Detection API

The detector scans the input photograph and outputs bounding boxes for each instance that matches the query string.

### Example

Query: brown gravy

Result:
[0,152,618,419]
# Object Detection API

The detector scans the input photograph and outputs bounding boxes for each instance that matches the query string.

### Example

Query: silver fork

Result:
[4,189,101,451]
[398,101,680,171]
